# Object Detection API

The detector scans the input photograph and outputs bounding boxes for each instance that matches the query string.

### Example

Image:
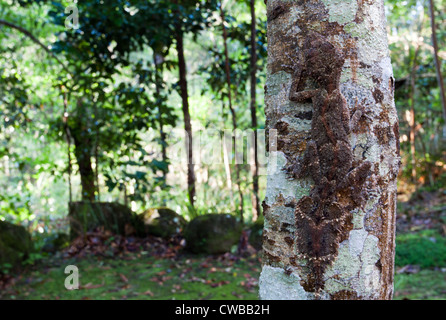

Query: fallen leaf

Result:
[119,273,129,283]
[144,290,154,297]
[82,283,104,289]
[397,265,420,274]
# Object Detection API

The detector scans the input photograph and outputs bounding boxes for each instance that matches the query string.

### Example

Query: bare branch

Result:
[0,19,71,75]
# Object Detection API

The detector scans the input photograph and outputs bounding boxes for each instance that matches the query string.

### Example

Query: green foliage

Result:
[395,230,446,268]
[386,0,446,184]
[0,0,271,224]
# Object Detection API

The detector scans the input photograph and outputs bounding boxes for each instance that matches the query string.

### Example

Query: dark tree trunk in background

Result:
[73,146,95,201]
[153,52,168,181]
[220,3,244,223]
[428,0,446,128]
[409,45,421,182]
[250,0,260,221]
[62,91,73,203]
[70,108,97,202]
[93,102,101,201]
[175,22,196,207]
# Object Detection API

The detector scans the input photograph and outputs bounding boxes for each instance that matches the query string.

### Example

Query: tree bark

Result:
[260,0,400,300]
[250,0,260,221]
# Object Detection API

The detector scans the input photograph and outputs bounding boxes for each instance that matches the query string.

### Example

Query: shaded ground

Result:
[394,270,446,300]
[397,185,446,234]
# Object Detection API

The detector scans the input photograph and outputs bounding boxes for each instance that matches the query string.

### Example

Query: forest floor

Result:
[0,187,445,300]
[0,248,445,300]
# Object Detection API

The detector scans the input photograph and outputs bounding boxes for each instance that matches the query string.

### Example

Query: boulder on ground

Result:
[184,214,242,254]
[0,221,32,270]
[68,202,137,239]
[138,207,186,239]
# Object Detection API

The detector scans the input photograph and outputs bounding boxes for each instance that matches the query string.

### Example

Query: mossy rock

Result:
[0,221,32,270]
[184,214,242,254]
[69,202,137,239]
[138,207,186,239]
[42,233,70,254]
[248,216,264,251]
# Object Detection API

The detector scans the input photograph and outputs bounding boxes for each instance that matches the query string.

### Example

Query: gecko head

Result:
[303,34,344,91]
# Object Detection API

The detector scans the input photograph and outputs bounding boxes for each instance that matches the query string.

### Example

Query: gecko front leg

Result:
[287,140,322,184]
[350,99,372,131]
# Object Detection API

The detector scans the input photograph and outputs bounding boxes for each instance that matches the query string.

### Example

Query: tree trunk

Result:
[93,102,101,201]
[175,25,196,207]
[62,91,73,203]
[220,3,244,223]
[153,51,168,182]
[428,0,446,127]
[260,0,400,300]
[409,45,421,183]
[72,151,95,202]
[250,0,260,221]
[70,109,97,202]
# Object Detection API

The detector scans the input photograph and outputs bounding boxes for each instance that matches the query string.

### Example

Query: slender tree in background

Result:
[260,0,400,300]
[428,0,446,130]
[174,0,196,208]
[407,11,424,184]
[153,49,168,182]
[93,101,101,201]
[409,44,421,182]
[62,90,73,204]
[220,2,244,222]
[249,0,260,220]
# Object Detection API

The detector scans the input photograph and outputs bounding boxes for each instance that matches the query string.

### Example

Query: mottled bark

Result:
[260,0,400,300]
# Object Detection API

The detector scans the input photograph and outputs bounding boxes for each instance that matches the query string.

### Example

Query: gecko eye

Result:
[320,42,334,52]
